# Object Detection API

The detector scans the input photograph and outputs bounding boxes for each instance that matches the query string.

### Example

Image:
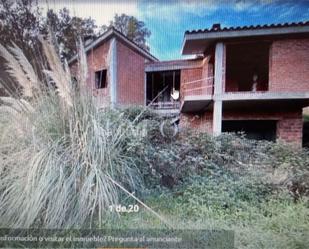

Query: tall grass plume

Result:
[0,37,143,228]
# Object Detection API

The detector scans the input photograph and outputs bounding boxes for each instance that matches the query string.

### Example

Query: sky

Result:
[39,0,309,60]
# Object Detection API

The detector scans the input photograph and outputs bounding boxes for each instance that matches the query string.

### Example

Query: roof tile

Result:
[185,21,309,35]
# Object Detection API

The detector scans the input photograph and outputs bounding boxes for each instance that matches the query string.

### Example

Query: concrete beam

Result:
[220,91,309,101]
[144,72,147,106]
[145,60,203,72]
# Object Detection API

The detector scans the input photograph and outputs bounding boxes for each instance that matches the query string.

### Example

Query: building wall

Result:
[180,67,203,99]
[201,56,214,94]
[180,112,213,133]
[276,115,303,146]
[180,108,303,146]
[70,39,111,107]
[70,38,149,107]
[87,39,112,106]
[116,39,146,106]
[225,109,303,146]
[180,38,308,146]
[177,59,214,133]
[269,38,309,92]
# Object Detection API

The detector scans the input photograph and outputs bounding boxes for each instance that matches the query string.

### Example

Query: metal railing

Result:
[147,76,214,109]
[183,76,214,96]
[148,101,180,110]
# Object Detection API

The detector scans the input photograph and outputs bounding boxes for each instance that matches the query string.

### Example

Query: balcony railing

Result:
[148,101,180,110]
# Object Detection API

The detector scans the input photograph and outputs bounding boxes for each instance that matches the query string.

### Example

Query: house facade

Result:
[69,22,309,146]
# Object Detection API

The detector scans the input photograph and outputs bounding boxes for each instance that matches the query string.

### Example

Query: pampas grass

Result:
[0,38,143,228]
[0,44,36,98]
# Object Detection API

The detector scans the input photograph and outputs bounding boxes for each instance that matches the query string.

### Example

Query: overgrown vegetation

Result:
[0,40,308,248]
[119,109,309,248]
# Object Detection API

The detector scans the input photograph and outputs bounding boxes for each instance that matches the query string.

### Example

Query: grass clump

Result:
[0,38,145,229]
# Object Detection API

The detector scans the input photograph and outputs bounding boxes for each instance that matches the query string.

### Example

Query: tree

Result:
[0,0,97,92]
[45,8,97,59]
[0,0,42,53]
[0,2,151,58]
[0,0,97,60]
[102,14,151,51]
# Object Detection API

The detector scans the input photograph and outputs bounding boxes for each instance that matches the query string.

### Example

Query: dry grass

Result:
[0,38,143,228]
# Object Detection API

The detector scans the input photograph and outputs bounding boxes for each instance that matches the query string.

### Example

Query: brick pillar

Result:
[276,117,303,147]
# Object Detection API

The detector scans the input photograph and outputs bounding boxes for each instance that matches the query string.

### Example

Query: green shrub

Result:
[121,105,161,122]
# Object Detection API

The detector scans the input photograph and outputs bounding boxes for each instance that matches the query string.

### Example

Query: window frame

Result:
[95,69,107,89]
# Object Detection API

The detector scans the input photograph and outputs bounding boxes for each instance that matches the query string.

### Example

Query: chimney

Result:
[212,23,221,30]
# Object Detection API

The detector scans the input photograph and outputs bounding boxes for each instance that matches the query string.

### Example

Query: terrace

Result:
[181,40,309,113]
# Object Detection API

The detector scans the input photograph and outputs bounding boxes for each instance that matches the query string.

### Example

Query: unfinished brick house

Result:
[69,22,309,146]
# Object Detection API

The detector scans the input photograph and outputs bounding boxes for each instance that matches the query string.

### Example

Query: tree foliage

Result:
[0,0,97,59]
[0,1,152,58]
[102,13,151,51]
[45,8,97,59]
[0,0,42,53]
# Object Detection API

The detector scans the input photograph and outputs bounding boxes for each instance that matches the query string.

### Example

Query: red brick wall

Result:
[269,38,309,92]
[116,40,145,105]
[70,38,147,107]
[180,108,303,146]
[70,40,111,106]
[87,40,111,106]
[180,67,203,98]
[180,112,213,133]
[201,56,214,94]
[223,109,303,146]
[276,116,303,146]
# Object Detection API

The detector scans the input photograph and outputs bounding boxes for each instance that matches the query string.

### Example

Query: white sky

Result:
[38,0,140,27]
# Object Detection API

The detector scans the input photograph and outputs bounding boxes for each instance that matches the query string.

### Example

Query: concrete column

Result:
[110,38,117,108]
[144,72,147,106]
[213,42,224,136]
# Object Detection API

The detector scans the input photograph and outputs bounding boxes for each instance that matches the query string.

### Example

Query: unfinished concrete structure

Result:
[69,22,309,146]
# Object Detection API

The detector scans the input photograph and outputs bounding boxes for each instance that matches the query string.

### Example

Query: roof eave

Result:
[68,29,158,64]
[182,25,309,55]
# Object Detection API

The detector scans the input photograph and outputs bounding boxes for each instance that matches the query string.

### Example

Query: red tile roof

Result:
[185,21,309,35]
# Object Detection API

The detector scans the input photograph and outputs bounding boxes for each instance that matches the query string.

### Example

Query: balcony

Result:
[221,91,309,111]
[148,101,180,115]
[182,86,309,112]
[181,74,309,113]
[181,76,214,112]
